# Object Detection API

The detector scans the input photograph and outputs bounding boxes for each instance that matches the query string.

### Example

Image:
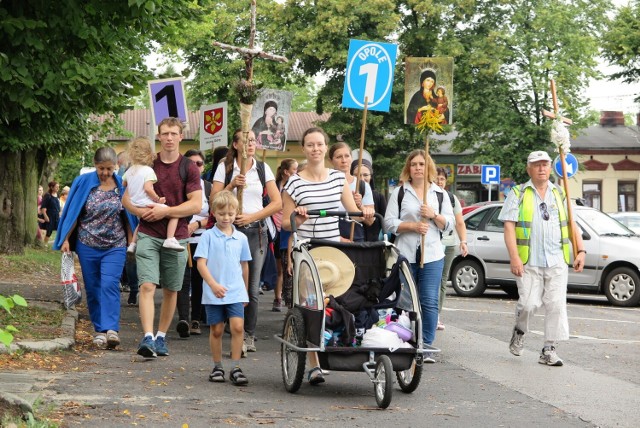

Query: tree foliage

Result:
[269,0,611,184]
[0,0,197,253]
[603,0,640,101]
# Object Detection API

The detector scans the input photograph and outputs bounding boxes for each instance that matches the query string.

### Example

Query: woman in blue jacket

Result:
[54,147,137,350]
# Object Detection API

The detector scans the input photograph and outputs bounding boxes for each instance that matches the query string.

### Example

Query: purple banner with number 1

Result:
[148,77,188,127]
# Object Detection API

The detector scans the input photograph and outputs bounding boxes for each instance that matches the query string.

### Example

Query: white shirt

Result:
[213,159,275,215]
[383,182,454,263]
[441,193,462,247]
[123,165,157,207]
[188,178,210,244]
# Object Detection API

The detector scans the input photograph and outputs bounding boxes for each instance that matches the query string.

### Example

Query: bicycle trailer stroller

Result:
[274,211,438,408]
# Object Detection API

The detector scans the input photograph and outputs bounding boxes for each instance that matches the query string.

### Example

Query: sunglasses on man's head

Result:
[539,202,550,221]
[194,160,204,167]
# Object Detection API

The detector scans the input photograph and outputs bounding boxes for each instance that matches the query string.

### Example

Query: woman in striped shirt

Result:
[282,127,373,384]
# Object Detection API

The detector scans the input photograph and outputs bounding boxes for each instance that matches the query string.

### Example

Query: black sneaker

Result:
[127,292,138,306]
[176,320,190,338]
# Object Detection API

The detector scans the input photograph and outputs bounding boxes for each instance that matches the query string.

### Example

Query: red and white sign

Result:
[199,102,227,151]
[457,164,482,176]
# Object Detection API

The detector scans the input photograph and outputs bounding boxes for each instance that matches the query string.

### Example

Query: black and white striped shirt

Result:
[284,169,345,241]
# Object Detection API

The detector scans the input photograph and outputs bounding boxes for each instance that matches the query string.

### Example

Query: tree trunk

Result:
[0,149,43,254]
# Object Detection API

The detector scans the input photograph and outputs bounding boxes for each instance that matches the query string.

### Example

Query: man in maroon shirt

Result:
[123,117,202,359]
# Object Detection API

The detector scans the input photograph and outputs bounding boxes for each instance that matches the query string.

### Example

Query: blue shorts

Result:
[204,302,245,325]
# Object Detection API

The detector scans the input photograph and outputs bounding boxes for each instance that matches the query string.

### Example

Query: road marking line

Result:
[445,307,640,325]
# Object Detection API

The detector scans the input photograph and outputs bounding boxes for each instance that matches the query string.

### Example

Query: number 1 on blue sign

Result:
[155,85,178,119]
[359,63,378,105]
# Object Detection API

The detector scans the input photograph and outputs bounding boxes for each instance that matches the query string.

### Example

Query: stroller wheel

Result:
[374,355,393,409]
[396,358,423,393]
[281,307,306,393]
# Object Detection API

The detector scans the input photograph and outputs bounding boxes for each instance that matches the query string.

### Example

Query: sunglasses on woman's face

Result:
[539,202,550,221]
[194,160,204,167]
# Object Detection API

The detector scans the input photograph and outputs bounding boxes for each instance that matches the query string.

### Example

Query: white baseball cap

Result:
[527,151,552,164]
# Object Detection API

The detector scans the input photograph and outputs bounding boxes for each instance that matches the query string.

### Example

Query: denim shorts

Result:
[204,302,245,325]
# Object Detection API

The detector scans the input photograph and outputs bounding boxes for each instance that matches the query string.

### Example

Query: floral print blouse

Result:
[78,188,127,249]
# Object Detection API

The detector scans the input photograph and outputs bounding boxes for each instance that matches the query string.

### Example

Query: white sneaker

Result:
[509,328,525,356]
[162,237,185,252]
[244,334,256,352]
[539,346,563,366]
[127,242,137,254]
[93,333,107,349]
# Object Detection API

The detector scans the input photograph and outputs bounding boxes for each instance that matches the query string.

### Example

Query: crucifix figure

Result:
[212,0,288,211]
[542,79,578,254]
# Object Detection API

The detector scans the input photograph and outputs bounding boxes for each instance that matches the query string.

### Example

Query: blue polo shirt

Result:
[194,225,252,305]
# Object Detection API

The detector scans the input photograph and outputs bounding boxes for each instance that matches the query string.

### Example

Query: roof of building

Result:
[103,109,330,142]
[572,125,640,151]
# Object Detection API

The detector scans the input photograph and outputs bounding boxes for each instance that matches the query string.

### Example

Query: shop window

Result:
[582,182,601,210]
[617,181,637,212]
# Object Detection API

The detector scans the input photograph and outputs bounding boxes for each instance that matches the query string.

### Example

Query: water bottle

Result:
[323,329,333,345]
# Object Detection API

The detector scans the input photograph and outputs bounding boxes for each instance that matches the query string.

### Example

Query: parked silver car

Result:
[450,203,640,307]
[609,212,640,235]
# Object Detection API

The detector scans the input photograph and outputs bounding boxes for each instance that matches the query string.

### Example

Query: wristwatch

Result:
[577,249,587,255]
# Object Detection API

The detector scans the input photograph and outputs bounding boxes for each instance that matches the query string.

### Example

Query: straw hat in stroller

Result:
[309,247,355,298]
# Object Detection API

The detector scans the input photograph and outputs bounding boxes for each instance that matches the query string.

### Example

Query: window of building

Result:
[617,181,637,212]
[582,181,601,210]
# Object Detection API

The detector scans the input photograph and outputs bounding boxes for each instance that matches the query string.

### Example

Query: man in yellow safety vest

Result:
[498,150,585,367]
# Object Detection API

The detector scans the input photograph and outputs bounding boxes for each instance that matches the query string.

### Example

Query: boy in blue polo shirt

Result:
[195,190,252,385]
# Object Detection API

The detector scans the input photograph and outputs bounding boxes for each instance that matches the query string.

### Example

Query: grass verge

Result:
[0,304,65,341]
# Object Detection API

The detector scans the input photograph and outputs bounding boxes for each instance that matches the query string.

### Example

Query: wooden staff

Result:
[237,131,249,213]
[421,134,430,267]
[350,96,369,241]
[548,79,578,254]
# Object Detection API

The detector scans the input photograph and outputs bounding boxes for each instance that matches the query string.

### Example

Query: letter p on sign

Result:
[481,165,500,184]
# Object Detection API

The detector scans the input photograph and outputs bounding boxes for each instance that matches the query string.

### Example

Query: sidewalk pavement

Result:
[0,282,77,418]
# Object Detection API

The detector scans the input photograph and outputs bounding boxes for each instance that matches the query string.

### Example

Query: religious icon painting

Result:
[199,101,228,151]
[251,89,293,152]
[404,57,454,126]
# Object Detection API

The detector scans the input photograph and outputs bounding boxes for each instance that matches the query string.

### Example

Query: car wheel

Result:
[603,267,640,307]
[451,259,486,297]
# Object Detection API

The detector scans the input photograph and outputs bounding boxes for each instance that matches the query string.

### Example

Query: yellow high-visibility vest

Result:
[511,184,570,264]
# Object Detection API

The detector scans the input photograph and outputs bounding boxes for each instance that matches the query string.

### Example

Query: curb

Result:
[0,300,77,419]
[0,301,77,354]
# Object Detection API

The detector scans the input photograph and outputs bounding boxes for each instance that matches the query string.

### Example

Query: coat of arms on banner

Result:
[204,108,224,135]
[199,101,228,151]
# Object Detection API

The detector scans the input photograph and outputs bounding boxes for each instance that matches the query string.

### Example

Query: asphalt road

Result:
[17,287,640,427]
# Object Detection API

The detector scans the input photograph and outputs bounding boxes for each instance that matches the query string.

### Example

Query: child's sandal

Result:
[308,367,325,385]
[208,367,225,383]
[230,367,248,386]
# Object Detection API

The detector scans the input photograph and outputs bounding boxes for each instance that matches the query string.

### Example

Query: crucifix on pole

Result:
[212,0,288,211]
[542,79,578,256]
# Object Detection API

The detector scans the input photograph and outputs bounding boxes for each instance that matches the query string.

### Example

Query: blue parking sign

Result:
[342,39,397,112]
[481,165,500,184]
